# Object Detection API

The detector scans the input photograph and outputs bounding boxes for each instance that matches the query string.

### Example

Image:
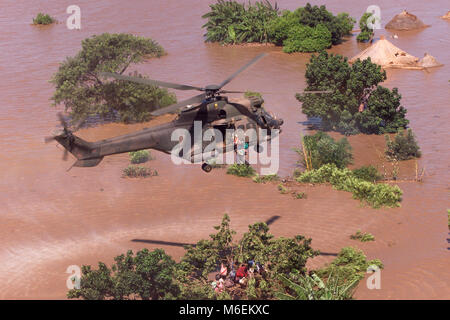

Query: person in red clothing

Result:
[235,263,248,283]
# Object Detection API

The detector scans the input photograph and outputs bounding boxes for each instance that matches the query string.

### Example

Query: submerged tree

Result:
[356,12,374,42]
[51,33,176,123]
[296,51,409,135]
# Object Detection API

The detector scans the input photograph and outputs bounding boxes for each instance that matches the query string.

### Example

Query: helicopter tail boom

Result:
[54,133,103,167]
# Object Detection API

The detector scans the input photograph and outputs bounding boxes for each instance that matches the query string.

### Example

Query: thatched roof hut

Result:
[418,53,443,68]
[441,11,450,20]
[349,36,420,69]
[385,10,428,30]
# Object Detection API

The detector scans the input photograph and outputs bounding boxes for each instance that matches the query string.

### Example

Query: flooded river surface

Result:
[0,0,448,299]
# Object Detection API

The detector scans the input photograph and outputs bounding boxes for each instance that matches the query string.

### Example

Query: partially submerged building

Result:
[349,35,420,69]
[350,36,443,70]
[385,10,428,30]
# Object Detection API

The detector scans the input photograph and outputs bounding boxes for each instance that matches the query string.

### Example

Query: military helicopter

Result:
[46,53,288,172]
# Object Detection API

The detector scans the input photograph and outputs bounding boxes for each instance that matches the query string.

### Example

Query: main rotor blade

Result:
[100,72,204,91]
[44,136,56,143]
[218,53,267,89]
[219,90,246,94]
[303,90,333,94]
[57,112,68,129]
[62,149,69,161]
[150,93,206,116]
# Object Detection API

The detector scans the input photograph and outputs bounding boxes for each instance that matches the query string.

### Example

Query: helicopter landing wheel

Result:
[202,163,212,173]
[254,144,264,153]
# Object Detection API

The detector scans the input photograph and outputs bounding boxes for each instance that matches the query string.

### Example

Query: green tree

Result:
[296,51,409,134]
[51,33,176,123]
[385,128,421,160]
[68,248,180,300]
[295,3,354,45]
[356,12,374,42]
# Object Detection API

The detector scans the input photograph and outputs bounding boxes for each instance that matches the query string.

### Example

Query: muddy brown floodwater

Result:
[0,0,448,299]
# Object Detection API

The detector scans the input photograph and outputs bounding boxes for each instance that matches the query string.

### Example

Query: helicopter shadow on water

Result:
[130,214,338,256]
[130,215,283,248]
[297,116,323,131]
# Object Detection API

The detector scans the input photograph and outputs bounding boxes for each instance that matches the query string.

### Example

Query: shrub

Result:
[123,165,157,178]
[296,51,409,135]
[296,164,402,208]
[33,13,55,25]
[316,247,383,286]
[352,165,382,182]
[129,150,151,164]
[356,12,374,42]
[385,129,421,161]
[282,24,331,53]
[295,131,353,170]
[253,174,279,183]
[226,164,256,177]
[350,230,375,242]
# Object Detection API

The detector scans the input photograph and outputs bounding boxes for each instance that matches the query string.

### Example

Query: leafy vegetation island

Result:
[33,13,56,25]
[68,214,382,300]
[202,1,355,52]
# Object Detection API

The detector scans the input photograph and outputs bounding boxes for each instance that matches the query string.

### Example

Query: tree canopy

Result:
[296,51,409,134]
[202,1,354,52]
[51,33,176,123]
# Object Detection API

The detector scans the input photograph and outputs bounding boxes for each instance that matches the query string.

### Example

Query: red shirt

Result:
[236,266,248,278]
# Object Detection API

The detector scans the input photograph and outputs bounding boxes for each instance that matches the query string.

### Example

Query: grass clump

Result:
[448,209,450,230]
[350,230,375,242]
[123,165,157,178]
[295,131,353,170]
[226,164,256,177]
[352,165,382,182]
[277,183,288,194]
[296,164,402,208]
[253,174,279,183]
[385,129,421,161]
[294,192,307,199]
[33,13,56,25]
[129,150,151,164]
